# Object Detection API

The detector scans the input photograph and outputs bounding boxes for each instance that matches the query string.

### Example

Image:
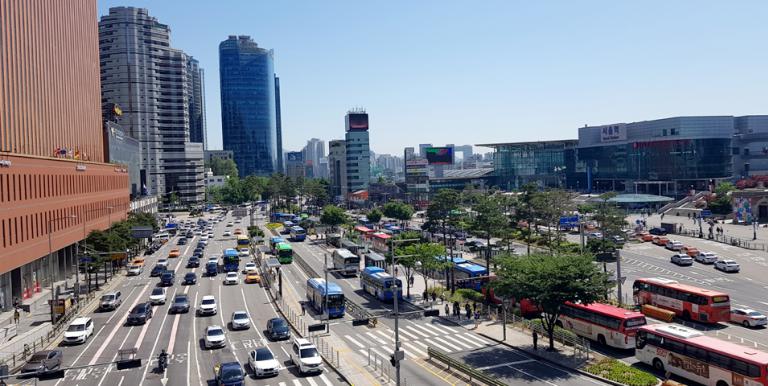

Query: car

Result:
[207,256,219,265]
[465,240,486,252]
[160,271,175,286]
[665,241,684,251]
[169,294,190,313]
[99,291,122,311]
[131,256,146,267]
[149,287,167,305]
[150,265,166,277]
[730,308,768,327]
[197,295,217,316]
[238,248,249,257]
[63,317,93,345]
[184,272,197,285]
[244,262,257,274]
[215,362,244,385]
[193,229,202,235]
[290,338,323,375]
[266,318,290,341]
[205,262,218,277]
[610,235,625,245]
[177,238,187,246]
[234,228,242,235]
[223,272,239,285]
[127,264,143,276]
[245,272,261,284]
[168,249,181,258]
[194,246,204,254]
[715,259,741,272]
[187,256,200,268]
[128,302,153,325]
[21,350,62,374]
[230,311,250,330]
[587,232,603,240]
[192,251,203,259]
[652,236,670,246]
[649,227,667,236]
[200,235,209,242]
[249,347,279,378]
[157,258,169,268]
[640,233,654,242]
[695,251,718,264]
[204,325,226,349]
[681,246,699,257]
[670,253,694,266]
[207,231,214,237]
[226,222,234,227]
[223,230,232,237]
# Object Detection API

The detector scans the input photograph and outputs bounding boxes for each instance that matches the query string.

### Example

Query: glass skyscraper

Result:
[219,35,280,177]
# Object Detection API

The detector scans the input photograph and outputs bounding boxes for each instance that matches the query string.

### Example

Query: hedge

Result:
[585,359,658,386]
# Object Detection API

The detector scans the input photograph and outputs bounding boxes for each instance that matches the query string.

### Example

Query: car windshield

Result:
[233,312,247,320]
[220,368,242,382]
[255,349,274,361]
[748,311,764,317]
[208,328,224,336]
[132,305,147,313]
[174,296,187,303]
[29,353,48,362]
[271,319,288,329]
[300,348,319,358]
[202,299,215,305]
[67,324,85,332]
[186,273,195,278]
[101,295,114,301]
[151,288,164,295]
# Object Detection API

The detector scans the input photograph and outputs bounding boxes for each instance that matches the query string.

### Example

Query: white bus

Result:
[558,301,647,349]
[332,248,360,276]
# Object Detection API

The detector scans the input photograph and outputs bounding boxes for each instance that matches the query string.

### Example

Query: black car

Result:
[194,247,204,254]
[184,272,197,285]
[169,294,190,313]
[649,227,667,236]
[150,265,166,277]
[127,302,153,325]
[266,318,291,340]
[186,231,194,238]
[21,350,62,374]
[187,257,200,268]
[177,238,188,245]
[160,272,175,286]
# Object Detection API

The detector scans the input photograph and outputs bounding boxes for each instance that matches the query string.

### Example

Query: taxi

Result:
[132,256,146,267]
[168,249,181,258]
[244,272,261,284]
[233,228,243,235]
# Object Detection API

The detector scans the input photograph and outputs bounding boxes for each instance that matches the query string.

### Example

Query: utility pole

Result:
[389,238,402,386]
[324,254,329,328]
[616,250,623,306]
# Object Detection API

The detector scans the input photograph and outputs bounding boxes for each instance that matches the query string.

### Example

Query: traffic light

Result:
[352,318,369,326]
[116,359,142,370]
[308,323,327,333]
[424,309,439,317]
[389,354,397,367]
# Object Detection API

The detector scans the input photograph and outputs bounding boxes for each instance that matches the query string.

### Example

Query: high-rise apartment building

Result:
[0,0,130,311]
[187,57,207,149]
[345,110,371,193]
[302,138,326,179]
[328,140,347,199]
[99,7,205,203]
[219,36,281,177]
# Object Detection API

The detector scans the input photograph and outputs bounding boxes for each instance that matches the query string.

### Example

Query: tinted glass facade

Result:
[480,141,577,190]
[219,36,278,177]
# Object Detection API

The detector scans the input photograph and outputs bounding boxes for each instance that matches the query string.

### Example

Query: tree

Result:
[708,182,735,215]
[511,183,539,256]
[320,205,347,232]
[426,189,462,291]
[531,190,575,252]
[367,208,383,225]
[470,195,507,271]
[400,242,447,298]
[206,158,239,178]
[593,192,628,241]
[382,202,414,226]
[493,253,610,350]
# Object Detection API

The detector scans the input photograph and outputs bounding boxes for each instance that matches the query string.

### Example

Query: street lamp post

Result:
[387,237,419,386]
[48,214,77,324]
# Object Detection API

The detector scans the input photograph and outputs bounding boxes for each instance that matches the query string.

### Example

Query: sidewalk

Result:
[630,213,768,250]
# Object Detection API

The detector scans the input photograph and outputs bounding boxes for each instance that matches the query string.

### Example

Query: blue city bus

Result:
[223,248,240,272]
[289,226,306,242]
[270,212,294,223]
[454,262,488,291]
[269,237,284,253]
[360,267,402,302]
[306,278,345,318]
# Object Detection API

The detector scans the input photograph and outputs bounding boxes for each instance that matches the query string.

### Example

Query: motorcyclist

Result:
[158,349,168,370]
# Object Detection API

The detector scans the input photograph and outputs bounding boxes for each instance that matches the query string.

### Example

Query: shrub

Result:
[585,359,657,386]
[527,319,579,342]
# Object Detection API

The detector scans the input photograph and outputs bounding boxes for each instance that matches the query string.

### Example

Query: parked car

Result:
[665,241,684,251]
[63,317,93,345]
[249,348,280,378]
[169,294,190,314]
[610,235,625,245]
[184,272,197,285]
[670,254,694,266]
[715,259,741,272]
[21,350,62,374]
[695,251,718,264]
[649,227,667,236]
[204,325,226,349]
[730,308,768,327]
[230,311,250,330]
[266,318,290,341]
[652,236,670,246]
[149,287,167,305]
[99,291,122,311]
[197,295,217,316]
[681,246,699,257]
[290,338,323,375]
[128,302,153,325]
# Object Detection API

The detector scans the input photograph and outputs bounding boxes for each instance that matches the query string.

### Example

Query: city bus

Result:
[306,278,346,318]
[454,262,488,291]
[236,235,250,246]
[632,277,731,323]
[289,226,306,242]
[360,266,402,302]
[276,242,293,264]
[269,237,284,253]
[635,323,768,386]
[558,302,647,349]
[332,249,360,276]
[222,248,240,272]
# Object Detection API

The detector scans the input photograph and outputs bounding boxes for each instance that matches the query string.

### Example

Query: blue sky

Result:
[97,1,768,155]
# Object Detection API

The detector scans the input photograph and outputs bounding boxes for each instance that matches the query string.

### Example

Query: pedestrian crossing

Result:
[262,373,335,386]
[344,321,495,360]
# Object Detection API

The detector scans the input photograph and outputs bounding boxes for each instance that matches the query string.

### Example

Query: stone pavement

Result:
[630,213,768,249]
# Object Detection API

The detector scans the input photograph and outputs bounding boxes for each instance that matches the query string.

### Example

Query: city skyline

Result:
[97,1,768,154]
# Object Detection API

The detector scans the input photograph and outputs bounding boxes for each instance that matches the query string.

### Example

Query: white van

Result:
[154,232,170,241]
[63,317,93,345]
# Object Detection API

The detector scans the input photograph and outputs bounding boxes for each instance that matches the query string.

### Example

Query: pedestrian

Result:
[660,213,665,220]
[465,303,471,320]
[453,301,460,317]
[423,290,428,302]
[533,330,538,350]
[688,213,691,220]
[444,303,449,316]
[300,301,305,315]
[409,276,415,287]
[431,292,437,303]
[473,302,478,313]
[13,308,19,324]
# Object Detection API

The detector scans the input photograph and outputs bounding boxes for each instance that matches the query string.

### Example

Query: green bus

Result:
[276,242,293,264]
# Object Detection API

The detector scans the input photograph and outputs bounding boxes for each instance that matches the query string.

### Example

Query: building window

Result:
[670,128,678,135]
[662,129,667,136]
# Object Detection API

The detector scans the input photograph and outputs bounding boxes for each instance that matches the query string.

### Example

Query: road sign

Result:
[307,323,327,333]
[131,226,154,238]
[701,210,712,218]
[620,276,627,284]
[79,257,92,263]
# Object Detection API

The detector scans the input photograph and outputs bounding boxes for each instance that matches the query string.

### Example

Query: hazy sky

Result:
[97,1,768,155]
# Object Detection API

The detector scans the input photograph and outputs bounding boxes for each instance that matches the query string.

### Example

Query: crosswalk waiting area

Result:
[262,374,335,386]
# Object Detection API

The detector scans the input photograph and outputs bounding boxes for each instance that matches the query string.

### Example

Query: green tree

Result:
[531,190,575,252]
[708,182,735,215]
[471,195,507,271]
[367,208,383,225]
[493,253,610,350]
[426,190,462,290]
[382,202,414,226]
[511,183,539,255]
[593,192,628,241]
[206,158,239,178]
[400,242,447,297]
[320,205,348,232]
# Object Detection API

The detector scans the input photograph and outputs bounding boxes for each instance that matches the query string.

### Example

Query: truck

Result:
[214,362,244,386]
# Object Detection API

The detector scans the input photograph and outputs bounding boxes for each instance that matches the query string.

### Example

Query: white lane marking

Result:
[319,373,333,386]
[423,338,453,353]
[432,337,463,352]
[440,334,475,350]
[433,323,459,334]
[292,380,302,386]
[96,315,136,386]
[167,312,182,354]
[193,291,202,384]
[365,332,388,345]
[397,328,419,340]
[139,292,175,386]
[343,335,366,349]
[279,382,288,386]
[186,340,191,386]
[460,332,493,346]
[307,377,319,386]
[477,359,536,370]
[117,375,125,386]
[88,282,152,365]
[412,340,429,350]
[402,341,428,357]
[218,284,226,327]
[239,287,264,340]
[375,329,397,343]
[403,325,431,338]
[369,346,390,360]
[418,323,449,336]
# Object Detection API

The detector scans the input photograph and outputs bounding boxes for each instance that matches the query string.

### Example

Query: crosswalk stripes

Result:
[423,337,454,352]
[293,380,302,386]
[319,374,333,386]
[407,323,439,337]
[452,333,485,348]
[307,377,319,386]
[343,335,366,349]
[403,325,431,338]
[365,332,389,345]
[440,334,475,349]
[460,332,493,346]
[401,341,428,357]
[419,323,450,335]
[432,336,464,351]
[398,327,420,340]
[375,329,396,343]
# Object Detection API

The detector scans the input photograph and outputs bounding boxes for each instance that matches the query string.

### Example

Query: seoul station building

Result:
[0,1,129,310]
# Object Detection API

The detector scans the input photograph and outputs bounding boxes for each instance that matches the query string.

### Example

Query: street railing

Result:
[427,346,507,386]
[509,313,591,362]
[675,226,767,251]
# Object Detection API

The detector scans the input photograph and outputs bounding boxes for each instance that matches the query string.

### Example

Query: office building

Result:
[187,57,207,149]
[733,116,768,179]
[345,110,371,193]
[104,121,141,198]
[328,140,347,200]
[478,140,578,190]
[0,0,130,311]
[204,150,235,163]
[286,152,305,180]
[99,7,205,203]
[419,144,433,158]
[302,138,326,179]
[219,36,281,177]
[275,76,284,173]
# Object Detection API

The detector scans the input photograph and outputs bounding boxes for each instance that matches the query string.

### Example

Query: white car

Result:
[204,325,226,349]
[197,295,217,316]
[695,251,718,264]
[249,348,280,378]
[665,241,684,251]
[290,338,323,375]
[63,317,94,345]
[149,287,167,305]
[715,259,740,272]
[200,235,209,241]
[207,256,219,265]
[157,258,169,268]
[238,248,249,257]
[230,311,250,330]
[193,230,202,235]
[670,254,694,266]
[226,222,234,227]
[224,272,239,285]
[244,262,257,274]
[730,308,768,327]
[127,265,143,276]
[223,230,232,237]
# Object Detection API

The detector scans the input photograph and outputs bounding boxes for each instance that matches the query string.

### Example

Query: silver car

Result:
[695,251,718,264]
[230,311,250,330]
[670,254,693,266]
[730,308,768,327]
[715,259,740,272]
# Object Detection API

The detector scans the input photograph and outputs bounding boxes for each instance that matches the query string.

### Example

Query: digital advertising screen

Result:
[347,113,369,131]
[425,147,454,165]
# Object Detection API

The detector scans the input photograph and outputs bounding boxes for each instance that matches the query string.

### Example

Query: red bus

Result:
[636,323,768,386]
[558,302,647,349]
[632,277,730,323]
[481,281,540,317]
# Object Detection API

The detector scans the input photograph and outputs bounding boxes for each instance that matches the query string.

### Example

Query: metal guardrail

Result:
[427,346,507,386]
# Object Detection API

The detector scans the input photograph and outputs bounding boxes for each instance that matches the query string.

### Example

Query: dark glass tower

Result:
[219,35,279,177]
